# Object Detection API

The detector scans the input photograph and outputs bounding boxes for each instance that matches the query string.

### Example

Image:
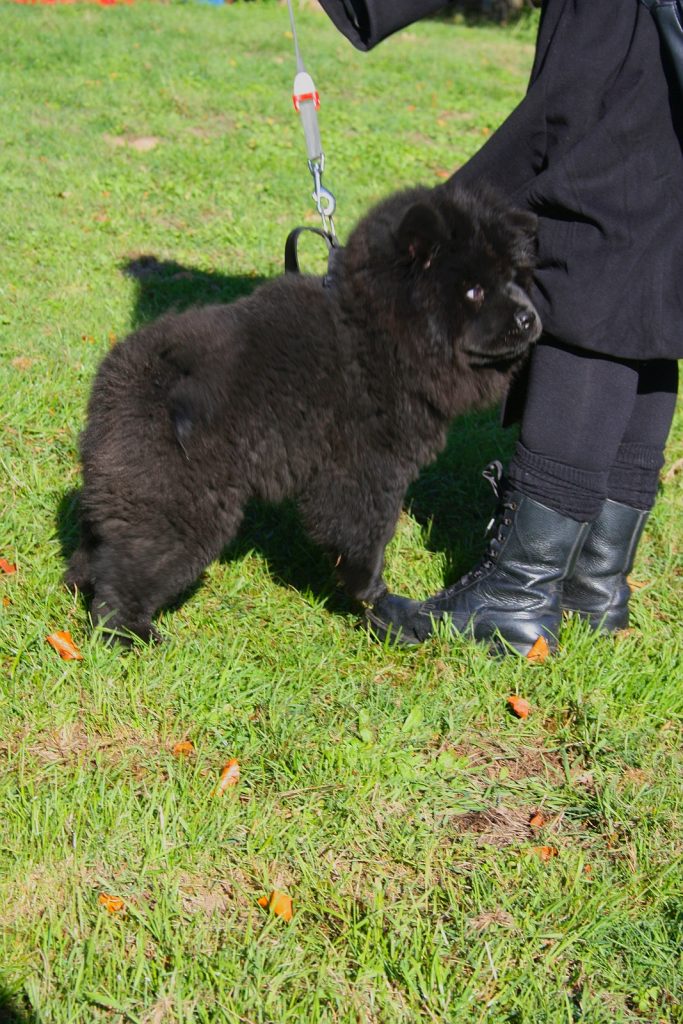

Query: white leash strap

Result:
[285,0,337,239]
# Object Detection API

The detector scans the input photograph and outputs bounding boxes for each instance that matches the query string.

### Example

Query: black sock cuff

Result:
[507,443,606,522]
[613,442,665,471]
[607,443,664,510]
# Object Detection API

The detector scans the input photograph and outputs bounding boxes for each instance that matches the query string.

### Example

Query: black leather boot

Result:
[562,499,649,632]
[367,466,591,654]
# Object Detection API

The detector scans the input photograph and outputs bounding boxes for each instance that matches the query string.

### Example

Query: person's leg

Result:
[368,339,655,652]
[506,338,641,520]
[563,359,679,630]
[605,360,679,509]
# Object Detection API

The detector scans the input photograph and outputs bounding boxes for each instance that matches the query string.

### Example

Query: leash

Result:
[284,0,341,277]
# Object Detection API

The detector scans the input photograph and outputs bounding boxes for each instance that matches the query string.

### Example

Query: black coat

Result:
[318,0,683,360]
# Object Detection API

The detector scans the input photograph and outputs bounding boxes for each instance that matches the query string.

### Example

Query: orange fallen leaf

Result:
[46,630,83,661]
[2,596,10,608]
[172,740,195,757]
[0,558,17,574]
[435,168,450,180]
[507,695,531,720]
[98,893,125,913]
[627,576,648,591]
[214,757,240,795]
[583,863,592,876]
[529,813,545,829]
[526,635,550,663]
[258,890,293,921]
[531,845,558,862]
[11,356,34,371]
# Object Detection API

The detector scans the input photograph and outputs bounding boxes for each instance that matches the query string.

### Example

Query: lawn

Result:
[0,3,681,1022]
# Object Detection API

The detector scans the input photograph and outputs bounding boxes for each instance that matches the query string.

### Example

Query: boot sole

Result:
[563,606,629,633]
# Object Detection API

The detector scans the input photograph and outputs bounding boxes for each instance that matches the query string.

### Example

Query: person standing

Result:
[317,0,681,653]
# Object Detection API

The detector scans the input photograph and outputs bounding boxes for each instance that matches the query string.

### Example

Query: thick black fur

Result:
[67,182,541,643]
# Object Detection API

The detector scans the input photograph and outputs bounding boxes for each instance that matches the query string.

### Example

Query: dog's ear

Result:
[396,203,444,268]
[505,209,538,266]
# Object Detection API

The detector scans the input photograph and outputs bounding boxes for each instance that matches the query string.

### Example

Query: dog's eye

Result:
[465,285,485,307]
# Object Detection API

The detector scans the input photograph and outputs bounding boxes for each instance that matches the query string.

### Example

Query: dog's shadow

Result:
[56,256,518,622]
[0,984,41,1024]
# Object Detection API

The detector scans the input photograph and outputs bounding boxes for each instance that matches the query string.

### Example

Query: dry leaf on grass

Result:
[46,631,83,661]
[627,576,648,591]
[214,758,240,795]
[526,635,550,663]
[530,845,558,862]
[529,812,545,829]
[258,890,293,921]
[172,740,195,757]
[507,695,531,720]
[0,558,17,574]
[98,893,125,913]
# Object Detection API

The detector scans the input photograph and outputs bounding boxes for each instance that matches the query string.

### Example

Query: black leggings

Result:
[507,339,679,521]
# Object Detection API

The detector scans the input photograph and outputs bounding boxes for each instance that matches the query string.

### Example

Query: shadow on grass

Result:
[122,255,266,327]
[407,406,518,585]
[56,255,517,624]
[0,983,40,1024]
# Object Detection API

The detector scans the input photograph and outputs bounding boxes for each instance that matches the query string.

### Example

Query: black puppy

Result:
[67,183,541,642]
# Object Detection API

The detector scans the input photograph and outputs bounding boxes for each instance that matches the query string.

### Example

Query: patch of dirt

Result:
[103,134,160,152]
[451,806,537,848]
[141,997,176,1024]
[321,848,421,905]
[27,722,95,764]
[371,665,418,688]
[179,878,235,917]
[178,869,258,928]
[619,767,650,789]
[11,356,35,371]
[26,723,158,771]
[468,908,516,932]
[2,857,98,927]
[436,732,565,783]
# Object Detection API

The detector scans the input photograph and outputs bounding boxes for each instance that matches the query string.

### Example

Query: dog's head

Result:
[396,185,541,366]
[343,184,541,370]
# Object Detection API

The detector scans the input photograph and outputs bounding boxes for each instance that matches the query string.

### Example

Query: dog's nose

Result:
[514,308,537,332]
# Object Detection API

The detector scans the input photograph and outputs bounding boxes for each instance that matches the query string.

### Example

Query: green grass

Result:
[0,4,681,1022]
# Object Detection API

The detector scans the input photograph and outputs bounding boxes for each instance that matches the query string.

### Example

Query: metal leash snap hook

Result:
[313,181,336,219]
[309,161,337,238]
